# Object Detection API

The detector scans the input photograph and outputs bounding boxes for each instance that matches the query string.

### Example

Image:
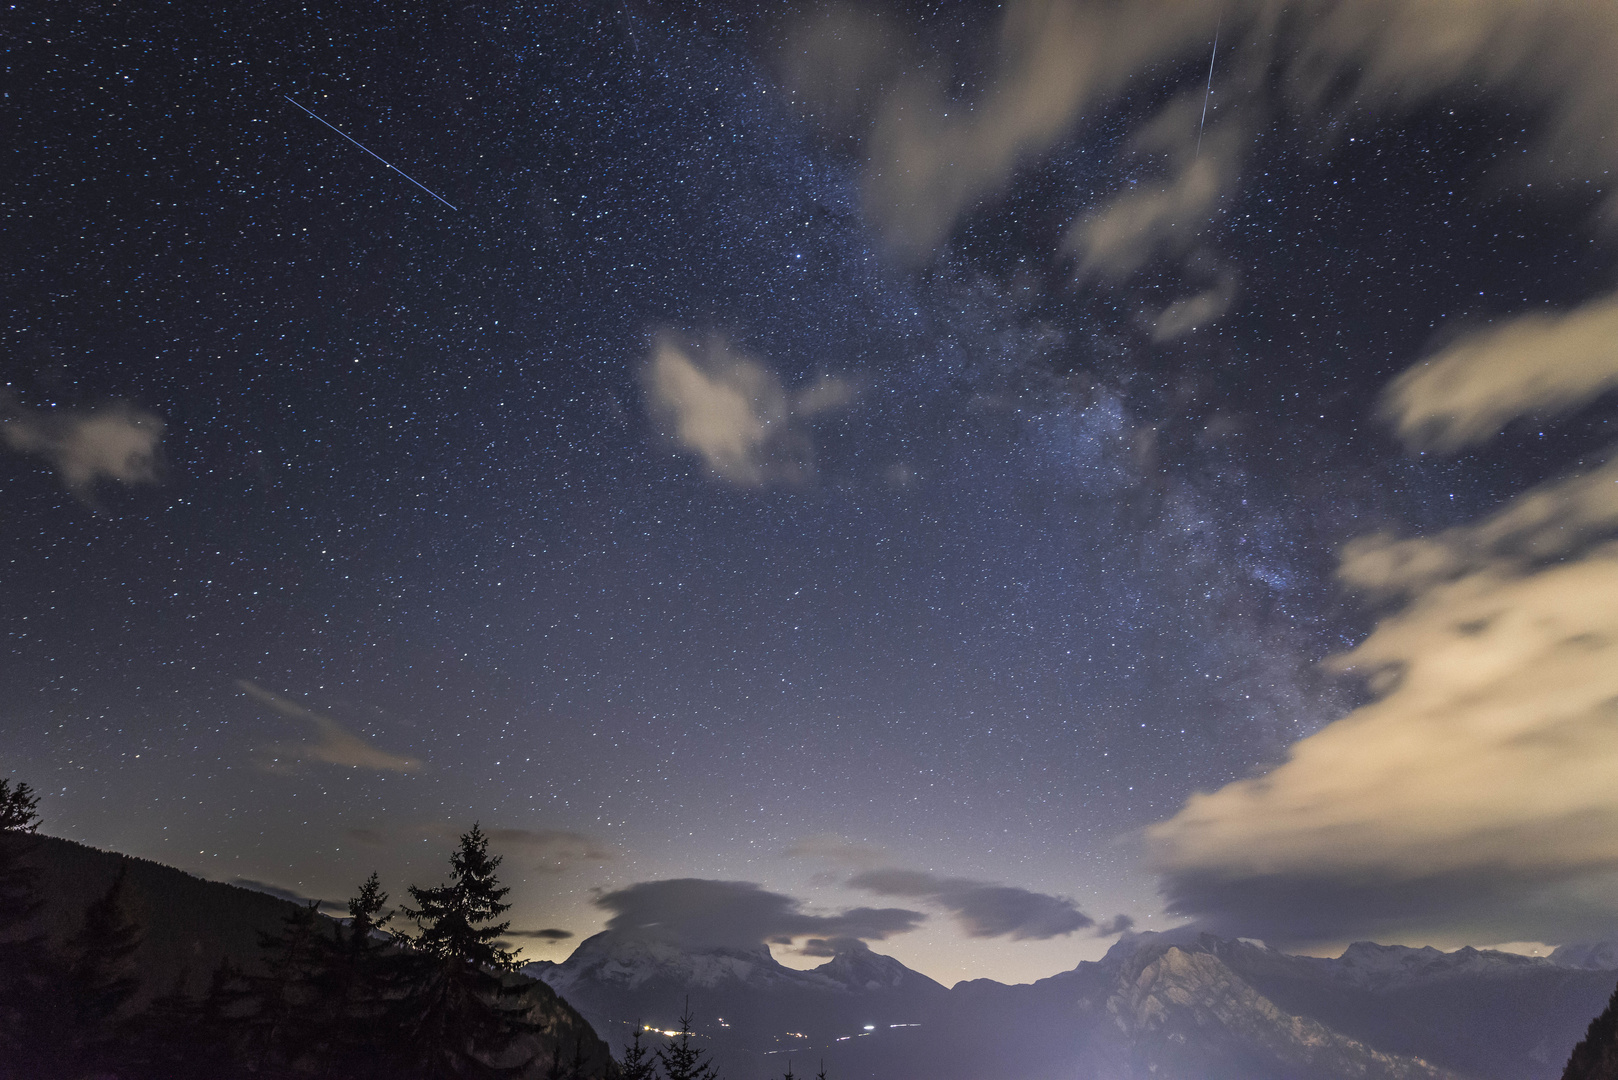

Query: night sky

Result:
[7,0,1618,986]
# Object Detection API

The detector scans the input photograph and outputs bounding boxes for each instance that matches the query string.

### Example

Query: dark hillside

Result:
[20,833,311,1003]
[5,832,617,1077]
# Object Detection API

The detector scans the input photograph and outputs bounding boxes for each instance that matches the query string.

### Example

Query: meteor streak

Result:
[284,95,457,210]
[1196,16,1220,157]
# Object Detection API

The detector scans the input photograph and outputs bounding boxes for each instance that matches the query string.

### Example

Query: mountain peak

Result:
[811,941,945,994]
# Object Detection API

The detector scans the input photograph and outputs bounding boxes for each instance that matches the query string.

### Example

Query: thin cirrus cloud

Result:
[594,878,925,949]
[1148,314,1618,949]
[848,868,1096,940]
[0,394,164,495]
[1151,269,1240,342]
[1064,98,1248,285]
[238,681,423,775]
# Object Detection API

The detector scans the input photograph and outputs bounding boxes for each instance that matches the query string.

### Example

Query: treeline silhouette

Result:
[0,776,608,1079]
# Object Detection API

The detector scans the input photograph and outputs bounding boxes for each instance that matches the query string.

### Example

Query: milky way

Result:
[5,1,1615,983]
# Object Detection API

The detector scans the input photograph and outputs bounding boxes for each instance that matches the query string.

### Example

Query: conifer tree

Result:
[399,824,539,1078]
[241,900,332,1073]
[0,777,48,1069]
[326,872,411,1079]
[61,864,144,1068]
[0,778,40,832]
[67,865,143,1027]
[406,824,521,970]
[620,1024,657,1080]
[1564,977,1618,1080]
[656,1002,721,1080]
[0,777,42,938]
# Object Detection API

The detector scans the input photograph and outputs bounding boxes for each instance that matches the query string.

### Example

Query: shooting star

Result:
[284,95,457,210]
[1196,15,1220,157]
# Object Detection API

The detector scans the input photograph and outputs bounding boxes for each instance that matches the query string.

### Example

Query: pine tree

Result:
[0,777,48,1073]
[0,778,40,832]
[326,872,412,1079]
[61,865,144,1068]
[1564,977,1618,1080]
[656,1002,721,1080]
[405,824,520,970]
[67,865,143,1028]
[399,824,539,1078]
[348,870,392,946]
[0,777,42,938]
[620,1024,657,1080]
[241,900,332,1073]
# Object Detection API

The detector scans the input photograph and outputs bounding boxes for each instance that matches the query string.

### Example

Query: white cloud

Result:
[1383,295,1618,450]
[641,334,853,487]
[0,395,164,494]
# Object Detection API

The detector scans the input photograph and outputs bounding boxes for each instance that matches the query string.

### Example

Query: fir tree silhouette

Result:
[399,823,539,1078]
[325,872,411,1077]
[0,777,50,1072]
[619,1023,657,1080]
[60,864,144,1068]
[241,900,332,1072]
[656,1000,721,1080]
[1564,977,1618,1080]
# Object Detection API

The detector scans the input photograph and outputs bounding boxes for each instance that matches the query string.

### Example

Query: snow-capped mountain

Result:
[529,928,1618,1080]
[1552,941,1618,971]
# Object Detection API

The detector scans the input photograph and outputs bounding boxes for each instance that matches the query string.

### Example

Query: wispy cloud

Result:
[848,868,1092,940]
[785,834,887,868]
[0,394,164,495]
[1093,913,1136,937]
[239,681,423,774]
[641,333,853,487]
[1065,103,1246,284]
[1151,270,1240,342]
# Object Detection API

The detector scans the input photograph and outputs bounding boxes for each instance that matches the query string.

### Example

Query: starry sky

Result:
[7,0,1618,986]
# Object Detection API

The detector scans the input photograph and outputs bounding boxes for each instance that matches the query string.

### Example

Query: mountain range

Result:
[524,928,1618,1080]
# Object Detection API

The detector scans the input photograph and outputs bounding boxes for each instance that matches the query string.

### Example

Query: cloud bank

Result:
[789,0,1618,264]
[1150,287,1618,948]
[239,681,423,774]
[0,395,164,494]
[1383,295,1618,450]
[642,334,852,487]
[594,878,924,949]
[848,868,1092,940]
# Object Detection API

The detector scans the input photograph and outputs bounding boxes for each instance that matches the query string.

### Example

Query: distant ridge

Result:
[526,926,1618,1080]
